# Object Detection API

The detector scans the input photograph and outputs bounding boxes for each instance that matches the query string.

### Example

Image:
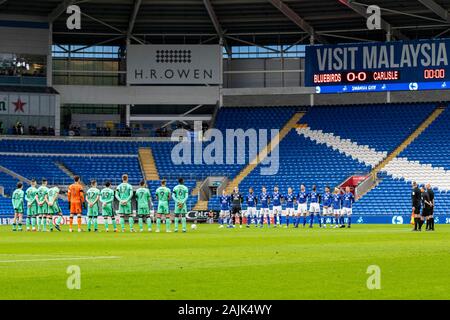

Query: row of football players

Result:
[10,175,190,233]
[218,185,355,229]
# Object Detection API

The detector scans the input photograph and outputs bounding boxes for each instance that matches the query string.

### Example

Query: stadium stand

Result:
[61,156,143,185]
[354,104,450,216]
[0,103,448,217]
[214,106,297,131]
[353,173,450,216]
[0,171,20,196]
[209,130,370,210]
[0,155,71,185]
[399,106,450,170]
[0,139,143,154]
[299,103,437,153]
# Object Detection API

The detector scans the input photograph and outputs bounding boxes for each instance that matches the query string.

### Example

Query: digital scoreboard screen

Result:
[305,39,450,93]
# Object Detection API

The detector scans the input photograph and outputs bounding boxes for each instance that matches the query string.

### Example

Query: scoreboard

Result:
[305,39,450,93]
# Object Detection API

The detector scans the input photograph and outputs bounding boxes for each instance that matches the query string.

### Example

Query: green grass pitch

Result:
[0,224,449,300]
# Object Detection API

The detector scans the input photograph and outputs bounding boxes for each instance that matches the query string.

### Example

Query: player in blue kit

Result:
[321,186,333,228]
[259,186,270,227]
[296,185,308,228]
[245,188,258,227]
[332,187,342,228]
[341,186,355,228]
[284,187,296,228]
[271,186,283,227]
[218,190,231,228]
[308,185,321,228]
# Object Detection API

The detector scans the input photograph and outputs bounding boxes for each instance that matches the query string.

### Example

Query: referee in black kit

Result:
[420,186,433,231]
[426,183,435,231]
[411,181,422,231]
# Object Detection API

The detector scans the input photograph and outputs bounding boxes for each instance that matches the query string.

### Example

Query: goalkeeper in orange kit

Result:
[67,176,85,232]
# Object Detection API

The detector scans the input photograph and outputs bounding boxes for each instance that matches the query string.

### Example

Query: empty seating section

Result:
[62,156,143,185]
[214,107,297,131]
[354,105,450,215]
[0,172,20,196]
[150,142,244,180]
[208,131,370,210]
[300,103,436,152]
[0,196,15,216]
[399,107,450,170]
[0,139,143,154]
[353,174,450,215]
[0,155,71,185]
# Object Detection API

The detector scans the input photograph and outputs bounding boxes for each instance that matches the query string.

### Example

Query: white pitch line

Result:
[0,256,120,263]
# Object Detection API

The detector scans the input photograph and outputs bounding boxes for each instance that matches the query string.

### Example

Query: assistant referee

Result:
[411,181,422,231]
[420,186,433,232]
[426,183,435,231]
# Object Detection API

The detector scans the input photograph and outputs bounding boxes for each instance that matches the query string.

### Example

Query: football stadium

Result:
[0,0,450,302]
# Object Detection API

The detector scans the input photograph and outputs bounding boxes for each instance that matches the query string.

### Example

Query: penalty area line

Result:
[0,256,120,263]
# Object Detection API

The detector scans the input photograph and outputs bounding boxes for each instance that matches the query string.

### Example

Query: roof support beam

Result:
[268,0,327,44]
[81,11,145,44]
[127,0,142,40]
[48,0,76,22]
[224,35,281,53]
[202,0,232,57]
[339,0,408,40]
[418,0,450,22]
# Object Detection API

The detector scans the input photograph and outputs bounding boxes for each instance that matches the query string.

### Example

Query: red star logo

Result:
[13,98,26,112]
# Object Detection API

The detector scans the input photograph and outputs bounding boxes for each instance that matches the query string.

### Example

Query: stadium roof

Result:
[2,0,450,47]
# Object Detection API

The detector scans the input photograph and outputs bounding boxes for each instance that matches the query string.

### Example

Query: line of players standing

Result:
[218,184,355,229]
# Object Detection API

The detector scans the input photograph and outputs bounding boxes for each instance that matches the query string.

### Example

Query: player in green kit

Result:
[155,179,171,233]
[11,182,24,231]
[25,179,38,231]
[115,174,134,232]
[86,180,100,232]
[172,177,189,232]
[100,181,116,232]
[135,180,153,232]
[35,178,49,232]
[47,185,63,231]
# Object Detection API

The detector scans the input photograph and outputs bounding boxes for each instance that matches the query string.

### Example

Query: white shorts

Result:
[309,203,320,213]
[342,207,352,216]
[333,209,341,215]
[261,208,270,216]
[246,207,256,217]
[322,207,332,215]
[220,210,230,217]
[285,207,295,216]
[272,206,282,215]
[298,203,308,214]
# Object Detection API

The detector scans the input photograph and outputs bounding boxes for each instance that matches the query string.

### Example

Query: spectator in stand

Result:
[14,121,24,135]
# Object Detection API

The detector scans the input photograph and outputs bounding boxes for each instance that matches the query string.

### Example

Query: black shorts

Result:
[421,208,431,217]
[231,207,241,215]
[413,206,421,214]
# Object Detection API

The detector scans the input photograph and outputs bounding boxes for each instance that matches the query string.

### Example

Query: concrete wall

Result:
[0,18,49,55]
[55,85,220,105]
